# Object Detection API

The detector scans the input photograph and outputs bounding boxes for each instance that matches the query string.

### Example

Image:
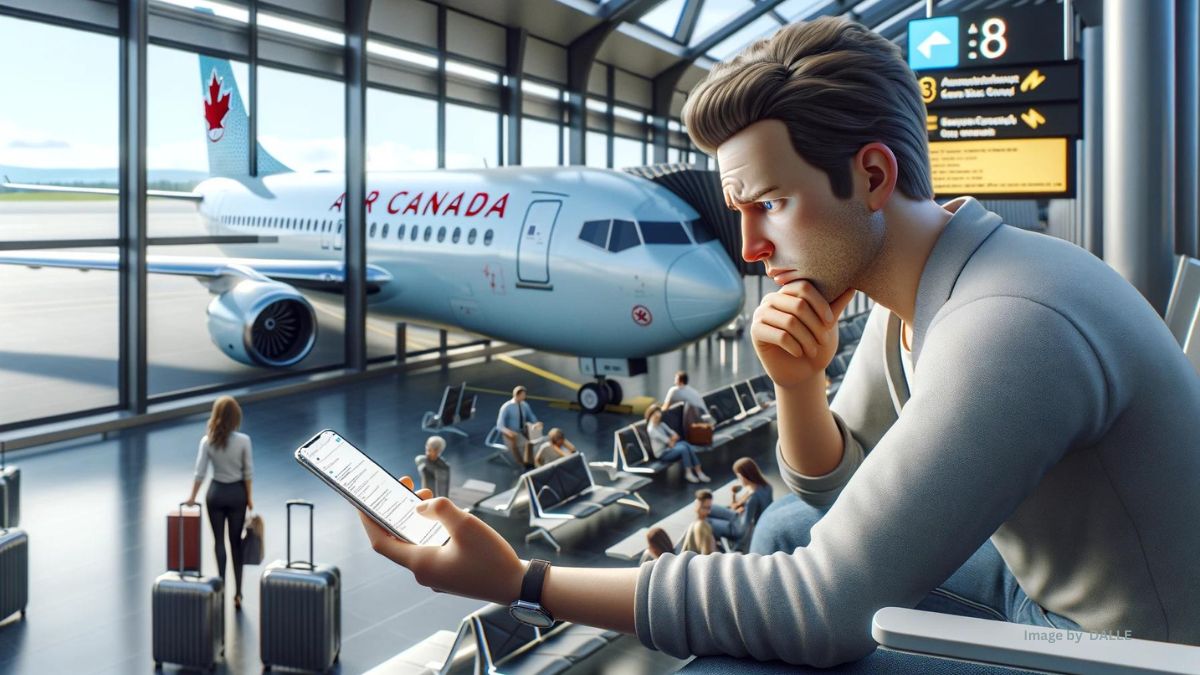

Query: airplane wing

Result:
[0,251,393,292]
[2,178,203,201]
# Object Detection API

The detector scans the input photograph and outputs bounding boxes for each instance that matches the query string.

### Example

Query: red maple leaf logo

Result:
[204,70,230,143]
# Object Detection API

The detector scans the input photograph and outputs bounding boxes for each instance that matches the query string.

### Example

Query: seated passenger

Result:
[639,526,676,564]
[679,490,719,555]
[533,428,576,467]
[709,457,774,545]
[644,404,710,483]
[357,16,1200,669]
[414,435,450,498]
[663,370,711,427]
[495,385,539,468]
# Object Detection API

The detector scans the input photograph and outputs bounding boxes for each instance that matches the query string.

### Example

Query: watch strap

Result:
[520,559,550,605]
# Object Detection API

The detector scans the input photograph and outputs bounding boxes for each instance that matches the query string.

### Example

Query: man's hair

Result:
[695,489,713,502]
[675,371,689,385]
[682,16,933,200]
[512,385,526,397]
[548,428,564,443]
[426,435,446,452]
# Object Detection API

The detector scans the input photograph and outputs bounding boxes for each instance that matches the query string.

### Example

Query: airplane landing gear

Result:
[577,376,622,414]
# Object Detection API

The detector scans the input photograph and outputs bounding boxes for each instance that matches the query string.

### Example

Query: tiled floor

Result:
[0,333,785,674]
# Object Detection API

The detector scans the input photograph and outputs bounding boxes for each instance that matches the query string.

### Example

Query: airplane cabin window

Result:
[382,223,389,238]
[397,224,406,239]
[411,225,419,241]
[452,227,461,243]
[423,226,432,242]
[484,229,494,246]
[437,226,446,243]
[579,220,611,250]
[468,228,477,244]
[639,221,691,244]
[369,223,377,238]
[338,220,344,233]
[687,218,717,243]
[608,219,641,252]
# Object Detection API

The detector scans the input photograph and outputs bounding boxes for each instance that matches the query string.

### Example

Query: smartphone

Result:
[295,429,451,547]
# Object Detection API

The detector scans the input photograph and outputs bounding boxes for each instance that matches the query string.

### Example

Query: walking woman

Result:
[186,396,255,611]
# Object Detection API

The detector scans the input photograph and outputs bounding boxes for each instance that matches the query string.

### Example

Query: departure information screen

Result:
[302,432,449,546]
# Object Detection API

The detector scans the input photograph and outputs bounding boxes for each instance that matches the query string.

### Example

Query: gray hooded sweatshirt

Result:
[634,197,1200,667]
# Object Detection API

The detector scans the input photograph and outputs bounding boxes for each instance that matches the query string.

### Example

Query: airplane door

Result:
[517,200,561,286]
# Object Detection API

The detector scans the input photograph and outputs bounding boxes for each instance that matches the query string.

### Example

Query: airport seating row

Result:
[366,602,622,675]
[604,479,739,561]
[591,374,778,477]
[474,453,651,552]
[420,383,479,439]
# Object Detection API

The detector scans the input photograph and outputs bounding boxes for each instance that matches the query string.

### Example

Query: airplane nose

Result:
[665,246,745,340]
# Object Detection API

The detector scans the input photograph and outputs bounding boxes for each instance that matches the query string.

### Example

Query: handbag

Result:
[686,422,714,446]
[241,510,265,565]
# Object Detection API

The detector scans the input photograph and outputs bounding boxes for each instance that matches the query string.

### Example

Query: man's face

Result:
[427,445,441,460]
[717,119,885,301]
[515,391,525,403]
[696,497,712,520]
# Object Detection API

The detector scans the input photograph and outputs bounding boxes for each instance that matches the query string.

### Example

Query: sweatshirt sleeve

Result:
[634,297,1108,667]
[242,435,254,481]
[778,305,898,506]
[193,438,210,482]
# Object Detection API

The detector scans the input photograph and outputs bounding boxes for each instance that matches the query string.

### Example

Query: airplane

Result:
[0,55,744,414]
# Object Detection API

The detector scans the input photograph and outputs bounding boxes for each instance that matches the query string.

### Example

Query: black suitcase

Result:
[260,500,340,672]
[0,491,28,624]
[0,445,19,529]
[152,502,224,671]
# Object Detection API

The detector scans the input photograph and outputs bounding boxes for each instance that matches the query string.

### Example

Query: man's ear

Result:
[854,142,898,212]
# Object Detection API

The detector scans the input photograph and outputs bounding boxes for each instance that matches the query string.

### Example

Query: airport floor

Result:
[0,334,785,674]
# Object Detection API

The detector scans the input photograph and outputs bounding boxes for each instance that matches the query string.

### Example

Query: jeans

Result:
[750,494,1081,630]
[657,441,699,469]
[708,504,746,540]
[206,479,248,596]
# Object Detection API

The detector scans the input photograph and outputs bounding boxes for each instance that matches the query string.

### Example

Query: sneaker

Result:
[697,470,712,483]
[684,472,700,483]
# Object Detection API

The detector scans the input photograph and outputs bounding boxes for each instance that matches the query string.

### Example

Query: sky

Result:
[0,14,526,174]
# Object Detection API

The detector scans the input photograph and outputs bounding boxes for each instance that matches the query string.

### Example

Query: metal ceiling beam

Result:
[683,0,790,59]
[675,0,705,44]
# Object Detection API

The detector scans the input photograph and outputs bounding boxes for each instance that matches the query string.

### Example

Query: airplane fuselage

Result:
[196,166,743,359]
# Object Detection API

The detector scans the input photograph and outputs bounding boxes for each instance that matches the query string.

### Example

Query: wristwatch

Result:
[509,559,555,628]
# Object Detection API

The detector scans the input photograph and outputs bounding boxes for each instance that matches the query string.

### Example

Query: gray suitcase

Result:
[260,500,340,672]
[0,445,19,529]
[0,491,28,624]
[152,502,224,671]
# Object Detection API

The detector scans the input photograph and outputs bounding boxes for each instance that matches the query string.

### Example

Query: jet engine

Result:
[206,279,317,368]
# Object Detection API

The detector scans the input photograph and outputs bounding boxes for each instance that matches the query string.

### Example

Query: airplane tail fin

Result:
[198,54,292,178]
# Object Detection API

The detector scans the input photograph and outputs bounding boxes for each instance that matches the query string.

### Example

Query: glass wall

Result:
[0,17,120,426]
[520,117,560,167]
[368,89,438,171]
[445,103,499,169]
[612,135,645,169]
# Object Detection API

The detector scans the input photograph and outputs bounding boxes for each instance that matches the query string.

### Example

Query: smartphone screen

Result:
[296,429,450,546]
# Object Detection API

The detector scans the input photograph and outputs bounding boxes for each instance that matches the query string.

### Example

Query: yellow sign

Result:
[1020,69,1046,92]
[919,76,938,103]
[1021,107,1046,129]
[926,114,939,131]
[929,137,1068,195]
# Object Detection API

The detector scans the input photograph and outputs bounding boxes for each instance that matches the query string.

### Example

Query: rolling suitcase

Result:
[0,445,19,529]
[166,503,201,574]
[260,500,340,672]
[0,492,28,624]
[152,502,223,671]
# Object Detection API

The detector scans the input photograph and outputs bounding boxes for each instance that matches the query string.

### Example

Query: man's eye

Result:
[760,200,778,212]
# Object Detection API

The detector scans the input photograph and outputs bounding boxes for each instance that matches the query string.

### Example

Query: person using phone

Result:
[533,428,576,467]
[357,15,1200,669]
[186,395,254,611]
[708,457,773,548]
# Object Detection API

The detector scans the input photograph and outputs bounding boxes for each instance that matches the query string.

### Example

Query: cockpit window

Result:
[639,221,691,244]
[687,218,717,244]
[608,219,641,253]
[579,220,610,250]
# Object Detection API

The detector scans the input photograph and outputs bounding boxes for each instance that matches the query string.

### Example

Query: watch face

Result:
[510,602,554,628]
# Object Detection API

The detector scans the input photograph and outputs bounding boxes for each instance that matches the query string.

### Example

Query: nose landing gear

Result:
[577,377,623,414]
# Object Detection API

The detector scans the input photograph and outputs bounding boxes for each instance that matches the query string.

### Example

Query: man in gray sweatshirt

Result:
[357,15,1200,669]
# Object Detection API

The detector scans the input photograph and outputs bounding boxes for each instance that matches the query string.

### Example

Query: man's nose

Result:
[741,217,773,263]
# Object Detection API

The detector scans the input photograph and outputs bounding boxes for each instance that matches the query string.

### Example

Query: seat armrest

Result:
[871,607,1200,675]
